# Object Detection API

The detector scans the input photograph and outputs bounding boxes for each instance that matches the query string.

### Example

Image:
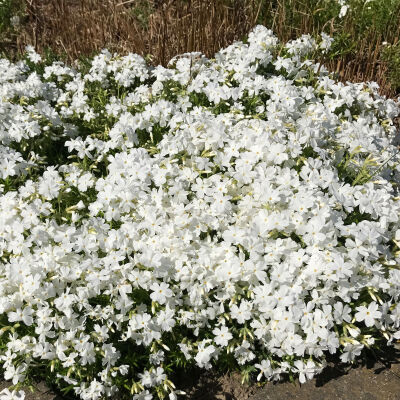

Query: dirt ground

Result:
[185,357,400,400]
[185,346,400,400]
[1,347,400,400]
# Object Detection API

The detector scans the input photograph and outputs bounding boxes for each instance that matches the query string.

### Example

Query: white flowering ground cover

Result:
[1,25,400,400]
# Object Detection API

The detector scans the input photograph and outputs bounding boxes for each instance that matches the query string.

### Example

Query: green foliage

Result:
[327,32,357,59]
[346,0,400,36]
[0,0,24,35]
[382,41,400,94]
[127,0,155,30]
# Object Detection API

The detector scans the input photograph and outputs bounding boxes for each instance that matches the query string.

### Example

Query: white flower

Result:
[339,5,349,18]
[139,370,154,388]
[133,390,153,400]
[25,45,42,63]
[340,343,364,363]
[152,367,166,385]
[293,359,317,384]
[319,32,334,53]
[194,341,216,369]
[149,282,173,305]
[355,302,382,327]
[3,363,27,385]
[230,302,252,324]
[7,307,33,326]
[178,343,192,360]
[0,389,25,400]
[10,16,20,29]
[212,325,233,347]
[149,350,165,365]
[255,359,273,381]
[0,24,399,398]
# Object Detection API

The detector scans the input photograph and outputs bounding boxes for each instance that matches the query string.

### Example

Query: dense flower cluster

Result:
[1,25,400,400]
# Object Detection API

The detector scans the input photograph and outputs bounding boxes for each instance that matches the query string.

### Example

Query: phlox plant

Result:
[0,25,400,400]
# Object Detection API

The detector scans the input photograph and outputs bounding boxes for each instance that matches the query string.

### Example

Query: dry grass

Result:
[3,0,400,97]
[15,0,260,66]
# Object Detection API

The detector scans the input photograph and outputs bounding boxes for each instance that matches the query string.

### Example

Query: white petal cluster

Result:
[0,26,400,400]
